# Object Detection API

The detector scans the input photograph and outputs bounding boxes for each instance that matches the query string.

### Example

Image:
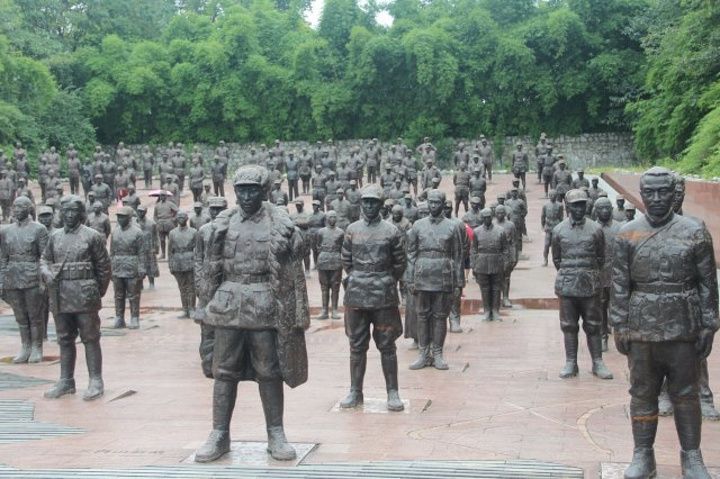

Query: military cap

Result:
[431,177,441,184]
[565,189,589,204]
[470,196,482,204]
[209,197,228,208]
[137,204,147,212]
[557,154,565,159]
[497,193,506,200]
[37,205,53,216]
[512,178,520,184]
[617,195,625,201]
[391,204,403,214]
[516,141,523,146]
[361,184,385,201]
[548,189,557,197]
[385,164,392,170]
[13,196,32,208]
[94,173,103,179]
[233,165,270,187]
[598,191,608,198]
[404,193,412,200]
[384,199,395,207]
[336,187,344,194]
[444,200,453,208]
[92,201,103,209]
[326,209,337,217]
[193,201,203,208]
[273,179,282,185]
[427,189,446,202]
[480,208,493,218]
[350,179,357,186]
[311,199,321,206]
[328,171,336,176]
[116,206,134,216]
[540,132,547,138]
[577,169,584,174]
[294,198,304,205]
[510,187,518,192]
[594,197,612,208]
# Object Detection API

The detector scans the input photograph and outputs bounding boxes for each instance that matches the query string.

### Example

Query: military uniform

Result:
[285,156,299,201]
[453,169,471,215]
[505,195,527,249]
[86,211,111,239]
[541,198,564,264]
[597,212,620,350]
[472,215,508,321]
[110,213,146,328]
[0,213,49,362]
[511,148,529,188]
[91,180,112,213]
[136,213,160,285]
[168,224,198,317]
[316,222,344,319]
[307,207,326,267]
[0,175,15,222]
[189,164,205,202]
[153,199,178,258]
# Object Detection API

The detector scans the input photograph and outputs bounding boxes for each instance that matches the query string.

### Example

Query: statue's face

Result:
[549,193,557,202]
[209,206,224,219]
[568,201,587,222]
[235,184,265,216]
[595,203,612,222]
[62,203,83,229]
[495,209,505,222]
[327,214,337,227]
[94,205,102,214]
[392,211,402,222]
[482,214,493,226]
[427,198,443,217]
[13,203,30,221]
[176,213,188,227]
[641,175,675,218]
[38,214,52,227]
[137,209,147,219]
[361,198,382,220]
[117,215,131,228]
[673,187,685,213]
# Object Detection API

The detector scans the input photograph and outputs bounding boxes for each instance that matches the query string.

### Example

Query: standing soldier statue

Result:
[477,136,494,182]
[285,152,300,202]
[551,189,613,380]
[86,202,111,240]
[142,145,154,188]
[153,192,178,259]
[67,154,81,196]
[189,158,205,203]
[307,200,326,267]
[592,197,620,352]
[195,165,309,462]
[541,145,557,197]
[315,210,344,320]
[540,190,564,266]
[168,210,197,319]
[511,142,529,189]
[41,195,111,400]
[110,206,146,330]
[0,170,15,223]
[471,208,508,322]
[193,196,228,378]
[339,184,405,411]
[551,158,572,203]
[211,156,226,197]
[535,133,548,184]
[453,162,471,217]
[494,205,517,310]
[136,205,159,290]
[0,197,49,363]
[407,190,463,371]
[611,167,718,479]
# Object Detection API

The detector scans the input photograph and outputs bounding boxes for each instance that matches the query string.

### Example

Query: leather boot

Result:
[28,324,43,363]
[195,380,236,462]
[13,324,31,364]
[432,345,449,370]
[128,316,140,329]
[674,397,702,452]
[448,291,462,333]
[624,413,657,479]
[431,316,449,370]
[340,353,366,408]
[113,298,126,328]
[491,283,503,321]
[317,287,329,320]
[45,344,77,398]
[128,295,140,329]
[601,335,609,353]
[449,316,462,333]
[588,334,613,379]
[83,341,104,401]
[502,278,512,308]
[260,380,296,461]
[409,346,431,370]
[559,332,579,378]
[479,282,491,321]
[330,287,340,319]
[680,449,711,479]
[699,360,720,420]
[381,351,404,412]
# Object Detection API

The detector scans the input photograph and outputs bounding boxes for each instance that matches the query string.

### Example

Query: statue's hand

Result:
[406,283,415,295]
[696,328,715,359]
[41,270,56,286]
[614,332,630,356]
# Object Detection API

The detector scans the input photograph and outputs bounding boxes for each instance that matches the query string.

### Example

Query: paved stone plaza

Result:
[1,174,719,478]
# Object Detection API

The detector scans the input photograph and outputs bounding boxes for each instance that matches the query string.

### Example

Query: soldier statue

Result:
[471,208,508,321]
[462,196,483,229]
[67,154,81,195]
[477,136,494,181]
[189,158,205,203]
[307,200,326,267]
[613,195,627,223]
[551,189,613,380]
[494,205,517,310]
[90,174,112,213]
[572,169,590,190]
[0,170,15,223]
[339,184,405,411]
[168,210,197,319]
[444,200,468,334]
[0,196,49,363]
[535,133,548,183]
[453,162,471,217]
[407,190,463,370]
[540,144,556,197]
[289,199,311,274]
[141,145,154,188]
[592,197,620,352]
[511,142,529,189]
[194,165,309,462]
[611,167,718,479]
[285,152,300,202]
[315,210,344,320]
[86,201,111,240]
[541,190,564,266]
[153,192,178,259]
[136,204,159,290]
[190,201,210,230]
[311,164,327,211]
[110,206,146,329]
[41,195,111,400]
[124,184,141,212]
[193,196,228,378]
[551,158,572,202]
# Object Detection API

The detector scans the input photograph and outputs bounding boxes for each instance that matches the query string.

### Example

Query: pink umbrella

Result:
[148,189,174,197]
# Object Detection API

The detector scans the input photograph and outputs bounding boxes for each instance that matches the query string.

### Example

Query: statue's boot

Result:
[83,341,104,401]
[317,287,329,320]
[409,346,430,370]
[502,278,512,308]
[449,316,462,333]
[113,299,126,329]
[128,297,140,329]
[431,318,449,370]
[624,414,657,479]
[339,353,365,408]
[701,401,720,421]
[13,324,31,364]
[195,380,236,462]
[448,292,462,332]
[699,361,720,420]
[588,334,613,379]
[28,324,43,363]
[559,332,579,378]
[675,398,710,478]
[45,344,77,398]
[261,380,296,461]
[381,350,404,412]
[408,339,419,351]
[479,282,491,321]
[432,345,449,370]
[601,335,609,353]
[330,287,341,319]
[492,284,503,321]
[658,389,673,416]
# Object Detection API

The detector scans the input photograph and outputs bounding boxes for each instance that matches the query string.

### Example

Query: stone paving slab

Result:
[601,462,720,478]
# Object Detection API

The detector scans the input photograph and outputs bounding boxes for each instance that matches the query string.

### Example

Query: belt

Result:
[418,251,447,259]
[57,262,96,280]
[225,273,271,284]
[634,282,696,294]
[353,263,389,272]
[8,256,39,262]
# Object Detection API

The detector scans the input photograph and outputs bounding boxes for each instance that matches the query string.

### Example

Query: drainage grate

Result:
[0,400,83,444]
[0,373,52,391]
[0,460,584,478]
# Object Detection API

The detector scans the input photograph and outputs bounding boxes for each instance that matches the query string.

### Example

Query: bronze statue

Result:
[471,208,508,321]
[41,195,111,400]
[592,197,620,352]
[153,192,178,259]
[453,162,471,216]
[540,190,564,266]
[193,196,228,378]
[477,136,493,181]
[190,201,210,230]
[444,200,467,333]
[110,206,146,329]
[195,165,309,462]
[611,167,718,479]
[0,196,49,363]
[551,189,612,380]
[189,159,205,203]
[315,210,344,320]
[511,142,529,189]
[86,201,111,239]
[494,205,517,309]
[136,204,160,290]
[340,184,405,410]
[168,210,197,319]
[407,190,463,370]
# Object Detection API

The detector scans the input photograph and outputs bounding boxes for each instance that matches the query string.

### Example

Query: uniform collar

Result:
[429,215,444,225]
[241,206,265,223]
[571,217,586,228]
[363,214,382,226]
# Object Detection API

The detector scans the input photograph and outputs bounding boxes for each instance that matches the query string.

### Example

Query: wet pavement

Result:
[0,173,718,478]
